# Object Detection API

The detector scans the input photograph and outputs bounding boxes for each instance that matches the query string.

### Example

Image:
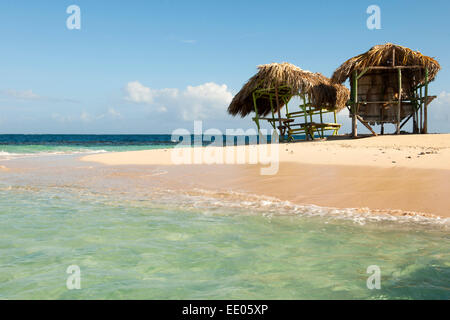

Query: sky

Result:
[0,0,449,134]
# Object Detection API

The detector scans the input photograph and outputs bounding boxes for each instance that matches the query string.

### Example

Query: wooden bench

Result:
[285,104,341,141]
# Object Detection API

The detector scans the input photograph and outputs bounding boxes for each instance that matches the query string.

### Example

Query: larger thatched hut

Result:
[332,43,441,136]
[228,63,349,141]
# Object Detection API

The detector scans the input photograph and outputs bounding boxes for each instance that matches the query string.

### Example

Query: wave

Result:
[163,188,450,227]
[2,179,448,228]
[0,149,108,160]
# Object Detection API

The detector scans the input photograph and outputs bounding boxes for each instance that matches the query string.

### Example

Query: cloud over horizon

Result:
[429,91,450,132]
[1,89,79,104]
[124,81,233,121]
[52,108,122,124]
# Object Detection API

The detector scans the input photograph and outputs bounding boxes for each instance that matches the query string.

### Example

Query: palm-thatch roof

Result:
[331,43,441,84]
[228,63,349,117]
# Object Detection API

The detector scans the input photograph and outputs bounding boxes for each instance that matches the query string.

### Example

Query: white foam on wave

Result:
[0,149,108,161]
[161,188,450,228]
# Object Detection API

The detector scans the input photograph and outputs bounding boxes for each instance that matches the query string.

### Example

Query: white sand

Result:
[82,134,450,170]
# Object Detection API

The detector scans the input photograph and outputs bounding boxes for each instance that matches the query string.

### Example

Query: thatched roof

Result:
[332,43,441,84]
[228,63,350,117]
[309,73,350,114]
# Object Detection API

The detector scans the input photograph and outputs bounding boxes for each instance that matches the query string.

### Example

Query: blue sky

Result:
[0,0,449,134]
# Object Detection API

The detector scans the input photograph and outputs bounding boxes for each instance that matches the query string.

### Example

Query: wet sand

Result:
[81,134,450,218]
[160,163,450,218]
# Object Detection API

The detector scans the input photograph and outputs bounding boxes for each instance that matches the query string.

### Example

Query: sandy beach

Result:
[81,134,450,218]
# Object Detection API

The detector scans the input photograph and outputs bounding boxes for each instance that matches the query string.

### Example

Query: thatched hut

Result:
[228,63,349,141]
[332,43,441,136]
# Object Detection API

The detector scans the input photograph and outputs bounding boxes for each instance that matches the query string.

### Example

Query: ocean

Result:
[0,135,449,299]
[0,134,177,160]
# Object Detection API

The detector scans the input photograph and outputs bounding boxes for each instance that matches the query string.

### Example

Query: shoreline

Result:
[81,134,450,219]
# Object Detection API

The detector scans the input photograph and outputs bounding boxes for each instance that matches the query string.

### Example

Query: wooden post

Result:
[269,94,276,127]
[356,115,377,136]
[392,47,397,135]
[413,88,418,133]
[333,110,338,136]
[301,95,309,140]
[419,86,423,133]
[413,110,417,133]
[423,68,429,134]
[308,95,317,140]
[308,95,313,123]
[274,86,284,142]
[252,92,260,132]
[319,109,324,138]
[399,114,414,131]
[396,68,402,134]
[284,96,290,115]
[352,70,358,137]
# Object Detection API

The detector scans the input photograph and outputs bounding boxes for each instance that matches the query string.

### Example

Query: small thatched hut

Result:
[332,43,441,136]
[228,63,349,140]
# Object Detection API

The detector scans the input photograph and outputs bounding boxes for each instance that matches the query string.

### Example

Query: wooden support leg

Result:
[420,104,423,133]
[351,71,358,138]
[423,68,429,134]
[352,114,357,137]
[413,111,417,134]
[396,68,402,134]
[419,87,423,133]
[423,104,428,134]
[274,86,284,142]
[252,92,261,136]
[356,115,377,136]
[399,114,414,131]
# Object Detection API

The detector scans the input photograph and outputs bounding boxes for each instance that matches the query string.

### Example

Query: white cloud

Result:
[124,81,233,121]
[2,89,41,100]
[430,91,450,128]
[51,113,73,123]
[435,91,450,106]
[80,111,95,123]
[181,40,197,44]
[124,81,157,104]
[1,89,78,103]
[52,108,122,124]
[181,83,233,120]
[107,108,122,119]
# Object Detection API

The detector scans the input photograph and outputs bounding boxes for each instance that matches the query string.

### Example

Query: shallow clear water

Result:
[0,136,449,299]
[0,182,449,299]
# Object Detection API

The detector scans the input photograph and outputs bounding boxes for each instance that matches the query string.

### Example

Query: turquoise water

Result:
[0,134,179,160]
[0,144,171,161]
[0,141,449,299]
[0,184,448,300]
